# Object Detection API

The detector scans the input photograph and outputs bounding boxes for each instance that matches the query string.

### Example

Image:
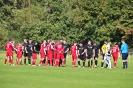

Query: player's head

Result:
[104,40,107,44]
[24,39,27,43]
[88,40,91,45]
[43,40,46,44]
[115,42,118,46]
[9,39,12,42]
[107,41,111,45]
[79,43,83,46]
[63,40,67,44]
[121,39,125,43]
[93,42,96,46]
[74,42,77,46]
[29,39,32,43]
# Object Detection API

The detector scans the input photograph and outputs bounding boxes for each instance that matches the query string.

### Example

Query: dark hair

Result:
[121,38,125,42]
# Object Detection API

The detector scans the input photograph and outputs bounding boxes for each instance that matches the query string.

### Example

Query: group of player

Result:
[4,39,121,69]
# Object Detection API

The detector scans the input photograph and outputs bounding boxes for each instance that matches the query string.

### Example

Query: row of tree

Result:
[0,0,133,49]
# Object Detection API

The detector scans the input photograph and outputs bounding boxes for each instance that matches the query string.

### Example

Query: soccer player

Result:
[63,40,69,66]
[38,40,47,66]
[111,43,120,68]
[31,41,38,66]
[101,41,107,68]
[104,49,112,69]
[4,39,15,65]
[23,39,28,65]
[120,39,128,69]
[26,39,33,65]
[70,42,78,67]
[85,40,94,68]
[16,43,23,65]
[93,42,100,68]
[46,40,53,66]
[77,43,86,68]
[55,41,64,67]
[104,42,111,68]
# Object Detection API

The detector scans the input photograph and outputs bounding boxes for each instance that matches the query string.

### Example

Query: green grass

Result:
[0,52,133,88]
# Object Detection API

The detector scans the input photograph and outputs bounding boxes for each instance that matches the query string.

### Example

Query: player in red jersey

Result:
[4,39,15,65]
[55,41,64,67]
[16,43,23,65]
[46,40,54,66]
[31,41,38,66]
[70,42,78,67]
[38,40,47,66]
[111,43,120,68]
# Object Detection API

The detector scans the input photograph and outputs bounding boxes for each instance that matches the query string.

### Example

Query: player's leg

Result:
[24,52,27,65]
[87,55,91,68]
[77,56,81,67]
[94,57,98,68]
[56,54,60,67]
[112,55,117,68]
[64,53,67,66]
[122,53,128,69]
[101,54,105,68]
[4,51,8,65]
[28,52,31,65]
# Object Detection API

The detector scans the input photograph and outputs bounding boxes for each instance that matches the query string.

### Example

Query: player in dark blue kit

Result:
[77,43,86,68]
[93,42,100,68]
[85,40,94,68]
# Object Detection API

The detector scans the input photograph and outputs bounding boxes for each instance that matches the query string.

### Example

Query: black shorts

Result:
[94,54,98,59]
[102,54,105,60]
[78,55,86,60]
[87,54,93,59]
[24,52,28,57]
[64,53,67,58]
[28,52,32,58]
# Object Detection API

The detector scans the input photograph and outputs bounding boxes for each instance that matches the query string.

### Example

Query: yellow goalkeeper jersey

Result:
[102,44,107,54]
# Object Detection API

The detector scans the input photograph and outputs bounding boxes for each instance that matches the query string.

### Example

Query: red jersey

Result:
[5,42,14,51]
[16,44,23,52]
[70,45,77,55]
[46,44,53,54]
[56,43,64,53]
[40,43,47,54]
[111,45,119,54]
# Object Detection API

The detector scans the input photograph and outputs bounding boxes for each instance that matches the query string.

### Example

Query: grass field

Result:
[0,52,133,88]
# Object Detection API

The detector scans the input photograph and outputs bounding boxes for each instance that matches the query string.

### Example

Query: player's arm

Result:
[25,44,28,53]
[85,49,88,56]
[65,47,69,53]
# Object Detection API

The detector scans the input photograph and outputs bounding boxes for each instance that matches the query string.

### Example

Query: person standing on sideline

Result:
[121,39,128,69]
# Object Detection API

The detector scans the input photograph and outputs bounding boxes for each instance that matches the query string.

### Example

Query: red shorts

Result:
[56,53,64,59]
[40,51,46,58]
[72,54,77,60]
[32,53,37,59]
[17,52,22,58]
[112,54,118,61]
[54,51,57,59]
[47,54,53,60]
[6,51,13,57]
